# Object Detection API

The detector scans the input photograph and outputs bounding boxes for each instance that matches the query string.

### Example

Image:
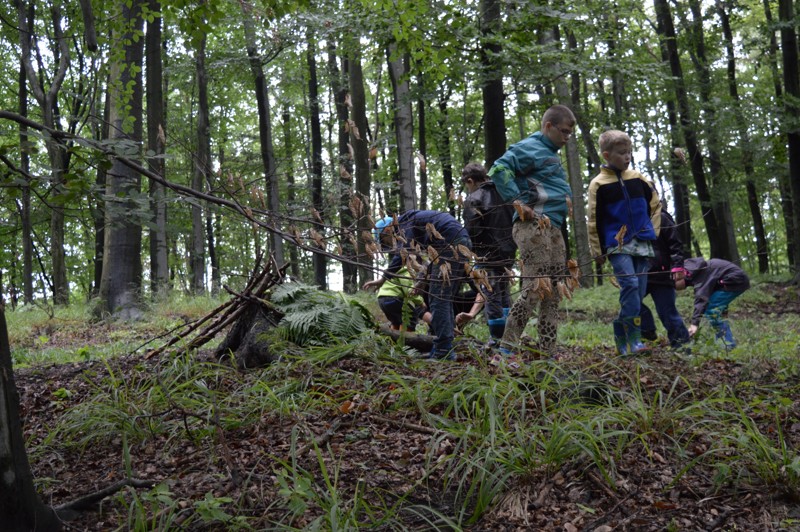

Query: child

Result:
[587,130,662,356]
[639,209,691,348]
[377,266,431,332]
[363,210,472,360]
[672,258,750,349]
[460,162,515,346]
[488,104,575,359]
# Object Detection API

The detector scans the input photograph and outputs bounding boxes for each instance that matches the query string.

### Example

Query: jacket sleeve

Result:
[663,218,686,268]
[488,161,523,203]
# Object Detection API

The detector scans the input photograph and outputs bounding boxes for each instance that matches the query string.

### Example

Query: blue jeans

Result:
[705,290,744,327]
[640,284,689,347]
[476,265,512,321]
[429,236,472,357]
[608,254,650,320]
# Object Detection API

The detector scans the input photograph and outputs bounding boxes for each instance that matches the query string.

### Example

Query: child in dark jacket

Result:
[640,210,690,348]
[673,258,750,349]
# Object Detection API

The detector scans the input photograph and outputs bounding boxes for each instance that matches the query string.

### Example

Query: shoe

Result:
[641,329,658,342]
[714,321,737,350]
[421,351,456,361]
[622,317,652,356]
[613,319,628,356]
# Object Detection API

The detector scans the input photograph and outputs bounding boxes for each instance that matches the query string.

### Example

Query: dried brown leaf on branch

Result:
[439,261,451,285]
[615,225,627,248]
[456,244,474,261]
[427,245,440,264]
[406,254,425,274]
[349,195,363,218]
[537,215,551,231]
[288,225,302,242]
[513,200,528,221]
[471,266,493,293]
[426,223,444,240]
[310,229,325,249]
[557,281,573,301]
[537,277,553,300]
[567,258,581,288]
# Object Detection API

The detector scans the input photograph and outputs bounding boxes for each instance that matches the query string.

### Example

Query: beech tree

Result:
[0,304,61,530]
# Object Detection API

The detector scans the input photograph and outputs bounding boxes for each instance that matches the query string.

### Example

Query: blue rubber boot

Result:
[487,317,506,341]
[714,321,737,349]
[622,317,652,355]
[613,319,628,356]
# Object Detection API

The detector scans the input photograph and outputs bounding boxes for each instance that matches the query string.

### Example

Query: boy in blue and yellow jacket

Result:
[588,130,662,356]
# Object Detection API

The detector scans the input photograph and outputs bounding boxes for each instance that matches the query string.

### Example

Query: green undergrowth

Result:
[12,277,800,529]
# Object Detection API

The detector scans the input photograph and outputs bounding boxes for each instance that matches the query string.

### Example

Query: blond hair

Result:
[598,129,632,153]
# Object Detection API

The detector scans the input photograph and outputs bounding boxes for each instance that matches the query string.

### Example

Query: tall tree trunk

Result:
[437,88,456,217]
[654,10,692,252]
[683,0,739,262]
[281,106,301,279]
[779,0,800,282]
[0,305,61,530]
[480,0,506,167]
[206,207,219,295]
[191,32,210,295]
[99,0,146,319]
[16,0,71,304]
[328,44,357,291]
[764,0,795,267]
[17,59,33,304]
[386,43,417,212]
[348,52,374,286]
[241,1,284,266]
[93,86,110,297]
[418,91,428,210]
[717,0,768,272]
[556,33,592,288]
[653,0,727,260]
[307,40,327,289]
[146,0,169,296]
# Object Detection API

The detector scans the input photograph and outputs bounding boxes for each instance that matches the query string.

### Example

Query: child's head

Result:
[672,267,688,290]
[542,105,576,148]
[374,216,395,249]
[599,130,633,171]
[461,163,488,193]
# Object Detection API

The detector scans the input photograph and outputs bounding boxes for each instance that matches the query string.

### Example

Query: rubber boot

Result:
[622,316,652,355]
[714,320,737,349]
[613,319,628,356]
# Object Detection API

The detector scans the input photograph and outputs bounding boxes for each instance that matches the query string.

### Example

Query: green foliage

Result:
[270,282,376,346]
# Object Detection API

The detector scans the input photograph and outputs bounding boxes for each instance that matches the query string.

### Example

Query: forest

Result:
[1,0,800,529]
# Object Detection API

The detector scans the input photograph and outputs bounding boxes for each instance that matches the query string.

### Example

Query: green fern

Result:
[270,283,376,346]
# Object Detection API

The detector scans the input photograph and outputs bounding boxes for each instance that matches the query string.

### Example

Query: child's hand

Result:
[688,324,698,337]
[362,279,384,291]
[455,312,474,326]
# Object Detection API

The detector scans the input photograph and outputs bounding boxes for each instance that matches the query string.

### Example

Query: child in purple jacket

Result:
[673,257,750,349]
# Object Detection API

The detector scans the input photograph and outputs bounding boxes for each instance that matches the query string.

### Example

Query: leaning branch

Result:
[0,110,380,275]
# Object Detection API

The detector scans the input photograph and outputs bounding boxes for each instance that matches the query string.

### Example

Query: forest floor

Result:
[13,281,800,531]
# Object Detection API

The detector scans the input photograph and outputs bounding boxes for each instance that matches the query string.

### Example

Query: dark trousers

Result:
[640,283,690,347]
